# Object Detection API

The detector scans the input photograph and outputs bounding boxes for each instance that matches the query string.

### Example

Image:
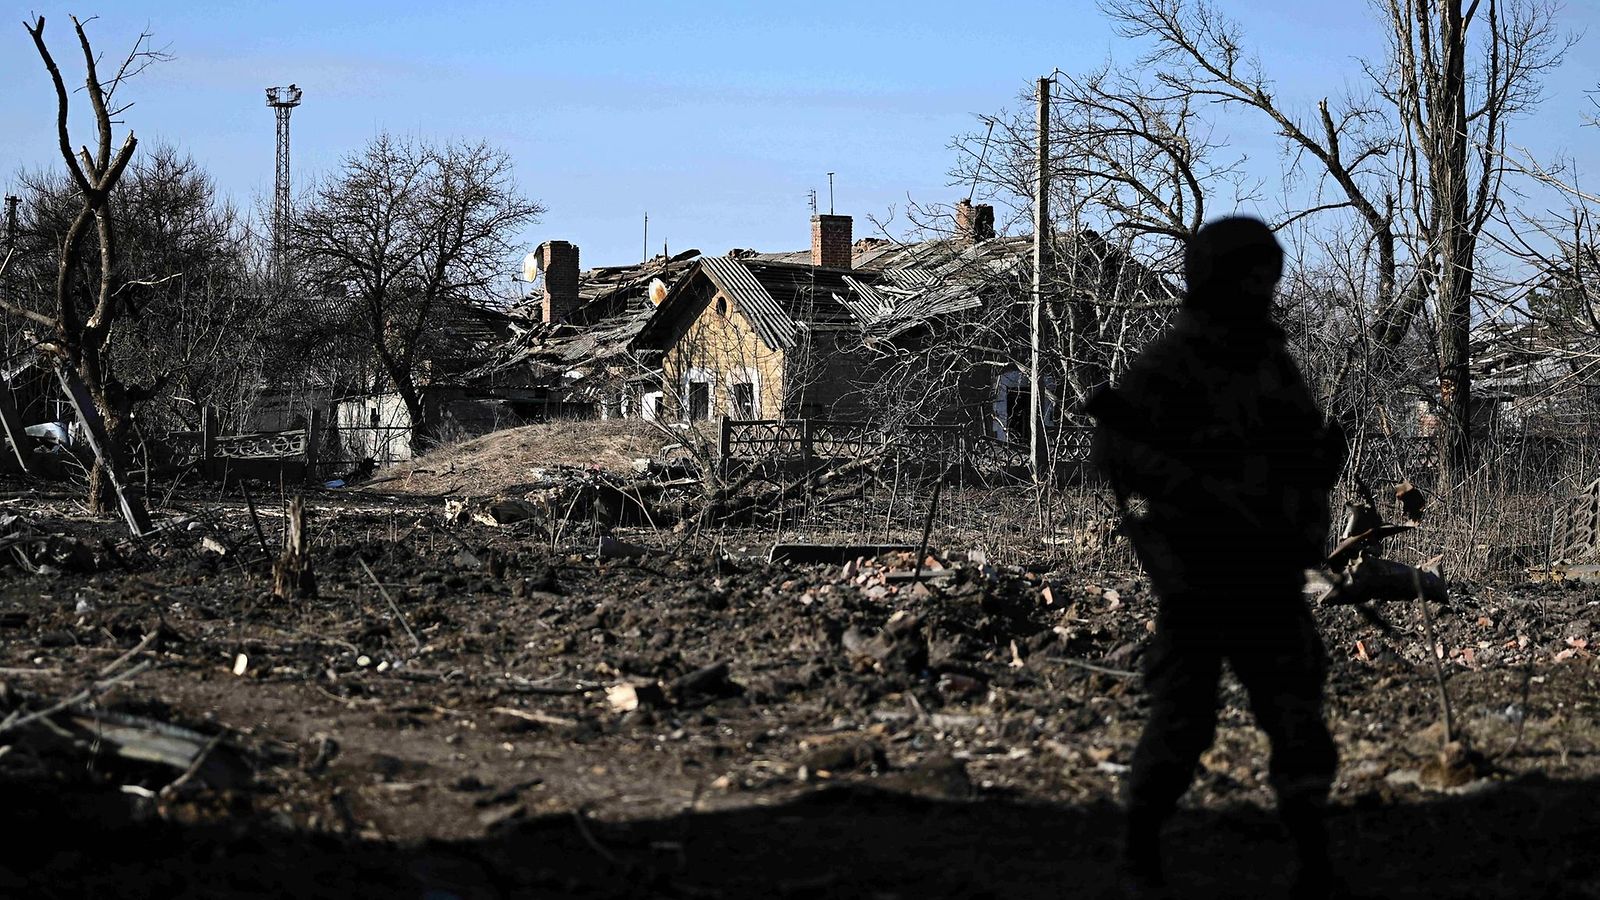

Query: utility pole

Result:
[3,194,18,323]
[265,84,303,284]
[3,195,17,250]
[2,195,17,303]
[1031,75,1050,483]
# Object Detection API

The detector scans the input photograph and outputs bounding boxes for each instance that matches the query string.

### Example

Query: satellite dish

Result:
[522,251,542,283]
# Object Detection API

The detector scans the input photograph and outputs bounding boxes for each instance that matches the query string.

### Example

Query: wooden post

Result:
[1032,74,1051,484]
[717,417,731,480]
[272,496,316,599]
[305,407,322,483]
[53,364,152,536]
[200,405,218,478]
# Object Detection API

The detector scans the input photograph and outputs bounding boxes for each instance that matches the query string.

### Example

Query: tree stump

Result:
[273,496,317,599]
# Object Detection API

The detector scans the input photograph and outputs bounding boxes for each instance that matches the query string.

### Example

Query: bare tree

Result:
[1102,0,1567,475]
[112,146,266,431]
[13,146,269,434]
[294,136,543,451]
[952,64,1250,264]
[0,17,168,514]
[942,68,1204,423]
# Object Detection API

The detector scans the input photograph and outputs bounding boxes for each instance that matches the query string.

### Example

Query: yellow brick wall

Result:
[661,289,786,420]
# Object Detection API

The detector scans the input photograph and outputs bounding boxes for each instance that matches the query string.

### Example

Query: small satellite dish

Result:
[648,278,668,306]
[522,251,542,283]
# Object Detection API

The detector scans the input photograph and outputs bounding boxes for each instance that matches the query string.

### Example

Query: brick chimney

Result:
[538,240,580,324]
[811,214,852,268]
[954,199,995,244]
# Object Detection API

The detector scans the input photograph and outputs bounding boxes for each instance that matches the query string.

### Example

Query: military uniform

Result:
[1089,218,1344,896]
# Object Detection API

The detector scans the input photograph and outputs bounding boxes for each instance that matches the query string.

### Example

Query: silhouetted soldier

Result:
[1087,217,1346,899]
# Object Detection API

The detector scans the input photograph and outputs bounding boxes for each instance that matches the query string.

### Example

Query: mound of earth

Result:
[370,420,680,496]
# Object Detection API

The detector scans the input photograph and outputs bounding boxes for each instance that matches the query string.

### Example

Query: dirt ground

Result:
[1,474,1598,899]
[371,422,677,497]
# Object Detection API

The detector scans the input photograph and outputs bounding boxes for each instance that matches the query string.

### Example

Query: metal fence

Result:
[717,418,1087,477]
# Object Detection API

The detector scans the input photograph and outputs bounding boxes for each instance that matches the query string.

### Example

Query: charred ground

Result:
[1,476,1597,899]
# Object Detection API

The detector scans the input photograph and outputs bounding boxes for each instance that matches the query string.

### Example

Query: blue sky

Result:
[3,1,1597,272]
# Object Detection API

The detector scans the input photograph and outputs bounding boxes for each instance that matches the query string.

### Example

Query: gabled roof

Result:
[642,257,863,351]
[473,226,1178,385]
[699,256,800,349]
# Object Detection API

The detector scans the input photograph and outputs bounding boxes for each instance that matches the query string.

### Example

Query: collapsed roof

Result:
[468,228,1176,392]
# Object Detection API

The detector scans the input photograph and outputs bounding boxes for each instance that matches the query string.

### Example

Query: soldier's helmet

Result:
[1184,217,1283,319]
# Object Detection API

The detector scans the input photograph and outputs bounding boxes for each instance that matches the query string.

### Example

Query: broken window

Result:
[730,382,755,419]
[1006,382,1030,444]
[640,391,662,422]
[688,382,710,421]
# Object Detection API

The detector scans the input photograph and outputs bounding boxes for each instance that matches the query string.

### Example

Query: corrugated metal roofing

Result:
[883,268,935,288]
[700,256,800,349]
[840,276,891,322]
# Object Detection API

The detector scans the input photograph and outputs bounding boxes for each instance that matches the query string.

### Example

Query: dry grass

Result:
[367,417,1593,579]
[371,420,674,497]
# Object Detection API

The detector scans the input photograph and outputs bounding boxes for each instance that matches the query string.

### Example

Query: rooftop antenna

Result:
[827,172,835,214]
[643,212,649,264]
[265,84,303,284]
[969,119,995,202]
[807,189,818,215]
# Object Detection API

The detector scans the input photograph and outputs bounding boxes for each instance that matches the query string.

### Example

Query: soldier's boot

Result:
[1118,806,1173,899]
[1282,801,1346,900]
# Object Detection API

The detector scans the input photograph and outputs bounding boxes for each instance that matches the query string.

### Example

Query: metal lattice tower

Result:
[265,84,303,279]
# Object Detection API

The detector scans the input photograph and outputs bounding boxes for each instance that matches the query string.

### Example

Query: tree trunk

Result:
[1434,0,1475,482]
[79,349,134,516]
[387,366,433,455]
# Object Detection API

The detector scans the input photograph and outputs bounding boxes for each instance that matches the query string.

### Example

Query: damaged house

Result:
[467,200,1175,443]
[461,242,701,422]
[328,296,522,465]
[630,201,1176,439]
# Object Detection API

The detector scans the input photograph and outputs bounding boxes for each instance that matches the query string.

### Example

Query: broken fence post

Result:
[272,496,317,599]
[718,417,731,481]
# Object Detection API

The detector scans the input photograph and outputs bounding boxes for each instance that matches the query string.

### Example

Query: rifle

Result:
[1082,386,1268,532]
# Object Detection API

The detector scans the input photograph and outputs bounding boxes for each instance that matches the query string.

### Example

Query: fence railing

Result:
[163,407,321,482]
[1349,429,1600,490]
[719,420,1600,485]
[717,418,1095,476]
